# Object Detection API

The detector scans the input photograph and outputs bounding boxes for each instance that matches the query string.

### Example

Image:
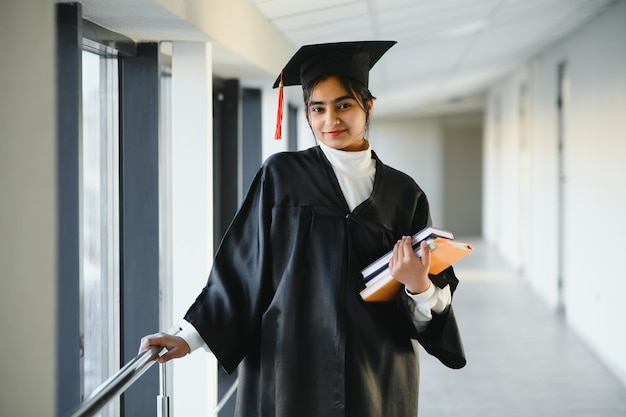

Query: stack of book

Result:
[359,226,472,303]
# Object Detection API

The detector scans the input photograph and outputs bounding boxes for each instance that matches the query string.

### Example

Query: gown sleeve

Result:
[402,265,467,369]
[405,284,452,332]
[178,319,210,353]
[183,168,274,374]
[397,187,466,369]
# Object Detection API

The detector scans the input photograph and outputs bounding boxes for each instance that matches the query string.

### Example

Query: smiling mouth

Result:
[326,130,346,136]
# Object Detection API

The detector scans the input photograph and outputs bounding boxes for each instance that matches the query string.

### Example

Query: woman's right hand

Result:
[139,332,191,363]
[389,236,432,295]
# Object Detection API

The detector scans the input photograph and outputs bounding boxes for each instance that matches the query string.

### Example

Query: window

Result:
[80,44,120,416]
[57,7,163,415]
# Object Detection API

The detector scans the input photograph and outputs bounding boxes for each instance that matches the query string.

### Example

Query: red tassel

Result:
[274,71,284,140]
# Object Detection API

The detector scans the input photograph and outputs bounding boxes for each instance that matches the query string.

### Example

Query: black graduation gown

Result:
[185,146,465,417]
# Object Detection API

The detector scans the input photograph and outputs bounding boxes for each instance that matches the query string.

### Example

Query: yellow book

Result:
[428,237,473,274]
[359,269,403,303]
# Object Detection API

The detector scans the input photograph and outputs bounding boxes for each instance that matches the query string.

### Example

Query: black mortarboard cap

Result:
[273,40,397,89]
[272,40,396,139]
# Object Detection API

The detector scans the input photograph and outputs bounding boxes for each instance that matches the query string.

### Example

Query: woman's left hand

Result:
[388,236,431,294]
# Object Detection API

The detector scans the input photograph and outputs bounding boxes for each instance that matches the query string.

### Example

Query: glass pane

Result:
[80,49,120,417]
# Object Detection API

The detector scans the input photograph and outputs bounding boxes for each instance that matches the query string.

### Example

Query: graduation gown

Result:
[185,146,465,417]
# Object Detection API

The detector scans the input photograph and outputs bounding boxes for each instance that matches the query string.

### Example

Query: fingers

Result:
[387,235,433,294]
[420,239,431,258]
[389,236,411,270]
[138,333,174,353]
[389,238,403,270]
[397,236,413,259]
[139,333,191,364]
[139,333,157,353]
[139,332,166,353]
[157,341,190,363]
[390,236,433,268]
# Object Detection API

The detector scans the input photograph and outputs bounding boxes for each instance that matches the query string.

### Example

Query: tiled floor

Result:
[417,239,626,417]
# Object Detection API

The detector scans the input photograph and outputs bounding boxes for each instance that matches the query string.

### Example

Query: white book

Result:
[360,226,454,283]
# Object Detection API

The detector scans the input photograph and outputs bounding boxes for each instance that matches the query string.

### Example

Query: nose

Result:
[325,108,339,127]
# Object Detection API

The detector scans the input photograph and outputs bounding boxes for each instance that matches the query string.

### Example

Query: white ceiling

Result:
[77,0,618,118]
[249,0,617,117]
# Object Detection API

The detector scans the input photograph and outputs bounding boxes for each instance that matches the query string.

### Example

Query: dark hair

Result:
[302,75,376,128]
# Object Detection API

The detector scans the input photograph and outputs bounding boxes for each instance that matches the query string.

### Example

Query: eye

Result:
[310,106,324,113]
[337,102,352,110]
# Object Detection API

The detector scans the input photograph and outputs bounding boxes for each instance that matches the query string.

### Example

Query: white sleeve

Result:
[404,283,452,332]
[177,319,211,353]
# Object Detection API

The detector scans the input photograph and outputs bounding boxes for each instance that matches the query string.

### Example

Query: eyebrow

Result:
[309,95,355,106]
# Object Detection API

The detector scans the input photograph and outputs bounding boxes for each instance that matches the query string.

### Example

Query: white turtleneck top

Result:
[178,142,451,351]
[318,140,376,211]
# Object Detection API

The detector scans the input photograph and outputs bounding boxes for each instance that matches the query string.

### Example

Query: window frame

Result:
[56,4,164,416]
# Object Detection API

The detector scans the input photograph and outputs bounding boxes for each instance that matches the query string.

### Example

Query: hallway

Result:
[418,239,626,417]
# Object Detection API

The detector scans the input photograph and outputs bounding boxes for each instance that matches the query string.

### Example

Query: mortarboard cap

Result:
[273,40,396,139]
[273,40,397,89]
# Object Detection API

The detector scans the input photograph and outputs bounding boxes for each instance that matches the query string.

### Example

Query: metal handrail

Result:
[69,326,238,417]
[70,345,163,417]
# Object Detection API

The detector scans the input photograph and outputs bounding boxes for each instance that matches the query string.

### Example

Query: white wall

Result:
[0,1,57,416]
[370,115,483,232]
[369,118,446,225]
[559,0,626,387]
[483,0,626,386]
[441,115,483,235]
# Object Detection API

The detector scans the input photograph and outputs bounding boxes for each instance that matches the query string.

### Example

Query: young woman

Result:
[140,41,465,417]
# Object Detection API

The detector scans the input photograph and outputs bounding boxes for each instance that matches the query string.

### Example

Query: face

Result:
[307,76,372,152]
